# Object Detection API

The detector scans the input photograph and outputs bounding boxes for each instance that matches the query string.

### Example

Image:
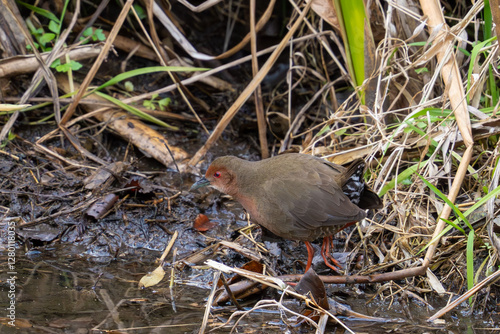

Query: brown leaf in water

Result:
[193,214,217,232]
[138,266,165,288]
[216,260,264,287]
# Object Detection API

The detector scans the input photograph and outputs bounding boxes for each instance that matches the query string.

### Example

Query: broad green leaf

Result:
[39,33,55,46]
[93,29,106,41]
[48,20,60,34]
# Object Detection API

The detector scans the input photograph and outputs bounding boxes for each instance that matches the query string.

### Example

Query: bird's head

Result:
[190,156,240,196]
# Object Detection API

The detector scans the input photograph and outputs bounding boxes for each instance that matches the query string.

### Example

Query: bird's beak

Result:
[190,177,211,191]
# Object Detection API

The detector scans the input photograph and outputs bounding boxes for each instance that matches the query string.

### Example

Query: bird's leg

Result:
[321,221,358,271]
[304,241,315,272]
[321,236,341,272]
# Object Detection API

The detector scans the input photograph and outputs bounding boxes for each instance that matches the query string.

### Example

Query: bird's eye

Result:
[214,171,221,178]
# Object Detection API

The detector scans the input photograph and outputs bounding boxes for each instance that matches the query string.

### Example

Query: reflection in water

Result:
[0,254,208,333]
[0,251,494,333]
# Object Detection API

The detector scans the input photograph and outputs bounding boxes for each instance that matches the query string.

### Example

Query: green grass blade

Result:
[466,36,496,103]
[16,1,60,23]
[91,66,209,93]
[403,120,439,148]
[417,224,454,255]
[379,160,428,196]
[483,1,498,105]
[439,217,465,234]
[418,184,500,254]
[56,0,71,36]
[467,230,474,304]
[418,174,471,232]
[383,108,452,152]
[94,91,179,130]
[451,151,479,181]
[484,0,492,40]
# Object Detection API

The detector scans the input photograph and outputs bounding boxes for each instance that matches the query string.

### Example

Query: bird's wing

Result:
[261,168,366,233]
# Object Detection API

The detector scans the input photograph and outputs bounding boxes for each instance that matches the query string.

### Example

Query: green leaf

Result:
[124,81,134,92]
[457,47,470,57]
[50,58,61,68]
[69,60,82,71]
[143,100,155,110]
[48,20,60,34]
[93,29,106,41]
[53,60,82,72]
[415,67,429,74]
[438,217,465,233]
[315,124,331,137]
[158,97,171,110]
[333,128,345,136]
[82,27,94,37]
[401,178,413,185]
[82,27,106,42]
[8,131,16,141]
[39,33,55,46]
[55,63,71,72]
[133,4,147,20]
[339,0,366,87]
[419,184,500,254]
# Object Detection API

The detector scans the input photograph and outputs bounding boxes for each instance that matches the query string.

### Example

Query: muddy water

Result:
[0,253,208,333]
[0,250,496,333]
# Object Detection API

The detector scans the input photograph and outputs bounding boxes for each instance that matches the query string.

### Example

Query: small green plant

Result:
[1,131,16,149]
[132,4,147,20]
[50,58,82,72]
[18,0,105,73]
[25,17,58,52]
[80,27,106,44]
[19,0,67,52]
[143,94,172,111]
[415,67,429,74]
[87,65,208,130]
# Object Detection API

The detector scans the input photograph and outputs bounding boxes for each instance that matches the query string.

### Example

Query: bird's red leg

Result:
[321,236,341,272]
[321,222,358,272]
[304,241,315,272]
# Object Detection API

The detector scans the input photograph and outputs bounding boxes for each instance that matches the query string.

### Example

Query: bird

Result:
[190,153,382,272]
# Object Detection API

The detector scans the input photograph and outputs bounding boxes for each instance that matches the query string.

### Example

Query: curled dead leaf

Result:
[193,214,217,232]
